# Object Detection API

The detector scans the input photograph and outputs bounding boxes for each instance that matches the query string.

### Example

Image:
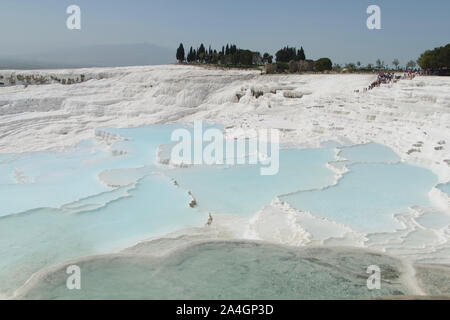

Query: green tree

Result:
[314,58,332,72]
[263,52,273,64]
[417,44,450,69]
[177,43,186,62]
[345,63,356,70]
[238,50,253,65]
[297,47,306,61]
[211,50,219,64]
[198,44,206,63]
[193,49,198,62]
[276,46,297,62]
[176,43,185,63]
[187,47,194,62]
[219,52,226,65]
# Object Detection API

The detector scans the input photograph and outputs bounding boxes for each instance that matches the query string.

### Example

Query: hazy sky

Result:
[1,0,449,66]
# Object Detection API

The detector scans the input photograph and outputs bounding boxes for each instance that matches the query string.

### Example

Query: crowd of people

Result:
[355,70,417,93]
[367,72,395,90]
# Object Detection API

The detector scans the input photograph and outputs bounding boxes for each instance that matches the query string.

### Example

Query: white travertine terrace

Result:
[0,65,449,265]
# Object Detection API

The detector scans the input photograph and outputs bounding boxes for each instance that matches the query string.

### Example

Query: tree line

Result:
[274,46,306,63]
[334,43,449,72]
[176,43,274,66]
[176,43,312,66]
[176,43,335,73]
[176,42,449,74]
[176,43,313,66]
[418,44,450,70]
[333,59,417,72]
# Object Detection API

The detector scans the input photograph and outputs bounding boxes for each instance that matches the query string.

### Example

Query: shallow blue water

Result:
[0,124,190,216]
[338,142,401,163]
[416,210,450,229]
[0,146,112,216]
[281,162,437,233]
[281,143,438,233]
[163,148,336,216]
[17,243,415,300]
[0,174,206,295]
[0,124,442,297]
[438,182,450,194]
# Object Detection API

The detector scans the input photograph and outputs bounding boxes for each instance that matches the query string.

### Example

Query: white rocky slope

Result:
[1,65,449,182]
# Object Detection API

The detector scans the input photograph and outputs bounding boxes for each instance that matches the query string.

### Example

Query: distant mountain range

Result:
[0,43,174,69]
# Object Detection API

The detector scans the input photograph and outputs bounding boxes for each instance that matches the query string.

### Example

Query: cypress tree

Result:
[176,43,185,63]
[188,47,195,62]
[198,44,206,63]
[298,47,306,60]
[198,44,206,55]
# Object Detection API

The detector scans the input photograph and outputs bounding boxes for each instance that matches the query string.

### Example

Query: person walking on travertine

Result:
[206,213,213,226]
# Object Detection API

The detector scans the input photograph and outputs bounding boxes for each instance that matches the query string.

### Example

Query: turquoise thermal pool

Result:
[0,124,445,298]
